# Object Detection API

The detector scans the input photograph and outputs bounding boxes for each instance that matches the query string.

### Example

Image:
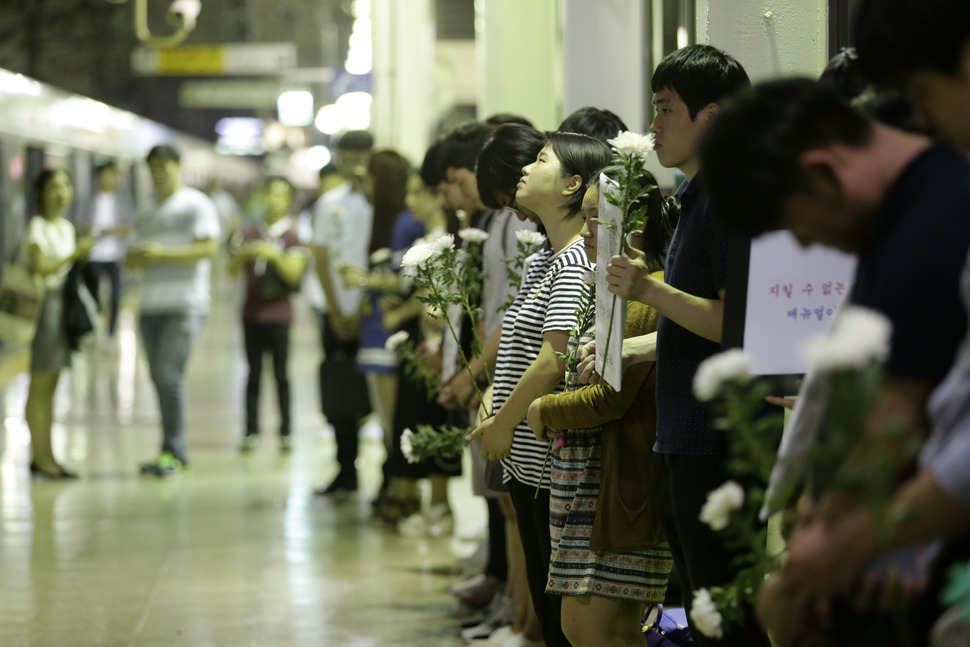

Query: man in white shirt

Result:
[126,145,220,477]
[79,160,132,338]
[310,130,374,495]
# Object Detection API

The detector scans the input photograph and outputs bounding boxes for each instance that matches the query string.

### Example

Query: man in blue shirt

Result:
[604,44,767,647]
[700,76,970,646]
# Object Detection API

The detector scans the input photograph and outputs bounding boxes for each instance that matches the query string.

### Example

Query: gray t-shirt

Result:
[132,186,220,314]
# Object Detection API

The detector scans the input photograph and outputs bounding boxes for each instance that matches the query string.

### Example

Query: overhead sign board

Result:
[179,80,292,109]
[132,42,298,76]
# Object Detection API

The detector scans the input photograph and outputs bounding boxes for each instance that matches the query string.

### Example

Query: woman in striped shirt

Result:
[468,131,612,647]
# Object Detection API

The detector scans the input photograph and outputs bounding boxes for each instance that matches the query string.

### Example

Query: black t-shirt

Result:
[850,143,970,384]
[655,175,730,455]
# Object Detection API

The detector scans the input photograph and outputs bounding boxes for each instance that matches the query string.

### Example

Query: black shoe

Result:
[30,462,79,480]
[314,475,358,497]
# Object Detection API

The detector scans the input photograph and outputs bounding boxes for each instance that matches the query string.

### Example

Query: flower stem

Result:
[535,441,552,499]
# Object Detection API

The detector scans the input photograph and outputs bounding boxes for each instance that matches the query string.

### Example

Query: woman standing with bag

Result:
[23,169,93,479]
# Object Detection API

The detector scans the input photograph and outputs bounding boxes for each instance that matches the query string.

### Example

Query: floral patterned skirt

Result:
[546,427,672,602]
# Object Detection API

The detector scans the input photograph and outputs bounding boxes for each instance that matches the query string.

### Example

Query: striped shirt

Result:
[497,238,593,489]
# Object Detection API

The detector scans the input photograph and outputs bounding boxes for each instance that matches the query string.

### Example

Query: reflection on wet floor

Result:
[0,296,483,646]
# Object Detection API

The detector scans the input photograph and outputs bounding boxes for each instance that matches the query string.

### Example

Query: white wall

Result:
[371,0,436,164]
[561,0,646,133]
[476,0,562,131]
[696,0,828,82]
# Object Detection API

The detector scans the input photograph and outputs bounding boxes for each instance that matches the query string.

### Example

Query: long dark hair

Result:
[586,164,678,274]
[547,131,612,218]
[367,149,410,255]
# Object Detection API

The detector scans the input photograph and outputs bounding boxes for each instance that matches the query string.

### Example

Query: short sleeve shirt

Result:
[241,217,303,324]
[132,186,220,314]
[849,143,970,383]
[497,239,593,489]
[655,176,729,455]
[311,183,373,316]
[23,215,75,289]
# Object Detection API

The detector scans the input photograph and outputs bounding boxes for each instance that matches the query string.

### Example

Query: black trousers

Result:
[319,313,369,481]
[654,452,771,647]
[507,477,571,647]
[243,321,291,437]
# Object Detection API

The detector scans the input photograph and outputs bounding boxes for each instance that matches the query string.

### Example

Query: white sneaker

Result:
[483,626,516,644]
[495,631,544,647]
[449,573,504,606]
[398,503,454,537]
[459,595,515,642]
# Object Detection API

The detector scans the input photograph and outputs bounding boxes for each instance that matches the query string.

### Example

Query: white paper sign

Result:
[594,174,626,391]
[743,230,857,375]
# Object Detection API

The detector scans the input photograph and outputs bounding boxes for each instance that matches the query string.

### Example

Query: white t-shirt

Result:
[23,215,75,288]
[87,192,128,263]
[495,239,593,489]
[132,186,220,314]
[311,182,373,317]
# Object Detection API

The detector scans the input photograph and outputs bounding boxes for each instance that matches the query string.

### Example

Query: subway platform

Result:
[0,291,482,646]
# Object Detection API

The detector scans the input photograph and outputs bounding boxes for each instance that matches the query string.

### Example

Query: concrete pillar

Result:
[561,0,647,133]
[371,0,436,164]
[476,0,561,131]
[696,0,828,81]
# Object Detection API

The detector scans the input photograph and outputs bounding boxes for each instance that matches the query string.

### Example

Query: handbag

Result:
[0,259,45,345]
[642,604,692,646]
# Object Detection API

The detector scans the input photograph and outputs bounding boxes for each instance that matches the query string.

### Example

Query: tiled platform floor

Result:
[0,292,483,646]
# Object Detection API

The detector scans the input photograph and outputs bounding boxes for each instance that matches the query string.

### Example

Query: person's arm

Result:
[606,247,725,342]
[311,244,343,314]
[577,332,657,384]
[445,322,503,409]
[27,238,93,276]
[534,359,653,433]
[262,244,308,286]
[466,330,569,460]
[128,238,217,267]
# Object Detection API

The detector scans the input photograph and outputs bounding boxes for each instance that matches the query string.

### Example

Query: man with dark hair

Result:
[603,44,763,647]
[475,123,545,218]
[700,77,970,646]
[557,106,628,144]
[485,112,534,130]
[310,130,374,496]
[127,144,220,476]
[78,159,132,338]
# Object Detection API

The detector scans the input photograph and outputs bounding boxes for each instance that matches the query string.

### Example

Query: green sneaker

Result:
[139,452,186,477]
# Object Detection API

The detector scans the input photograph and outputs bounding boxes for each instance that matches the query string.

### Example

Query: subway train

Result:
[0,66,260,266]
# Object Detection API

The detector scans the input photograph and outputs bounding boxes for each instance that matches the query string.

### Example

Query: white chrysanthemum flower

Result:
[369,247,392,265]
[583,269,596,287]
[607,131,655,161]
[401,428,419,464]
[401,242,434,269]
[699,481,745,531]
[802,306,892,372]
[690,589,724,639]
[458,228,490,244]
[516,230,546,246]
[385,330,409,351]
[693,348,756,401]
[429,233,455,256]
